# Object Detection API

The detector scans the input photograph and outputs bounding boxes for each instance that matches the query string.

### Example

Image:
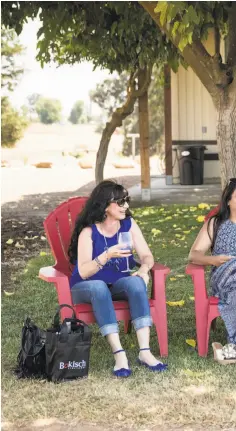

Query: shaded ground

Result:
[1,175,141,293]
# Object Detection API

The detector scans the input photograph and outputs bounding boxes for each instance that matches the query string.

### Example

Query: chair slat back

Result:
[43,197,88,274]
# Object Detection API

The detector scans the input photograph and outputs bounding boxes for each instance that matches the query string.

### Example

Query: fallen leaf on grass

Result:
[166,300,185,307]
[183,369,205,377]
[15,242,25,249]
[170,277,177,281]
[189,296,195,301]
[186,339,196,348]
[40,236,47,241]
[196,216,205,223]
[198,203,210,210]
[4,291,15,296]
[176,274,185,278]
[40,251,47,256]
[6,239,14,245]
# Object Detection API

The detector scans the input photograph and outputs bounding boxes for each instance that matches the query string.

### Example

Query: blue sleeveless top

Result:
[70,217,136,288]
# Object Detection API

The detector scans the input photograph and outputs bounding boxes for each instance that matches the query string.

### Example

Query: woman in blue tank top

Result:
[68,180,167,377]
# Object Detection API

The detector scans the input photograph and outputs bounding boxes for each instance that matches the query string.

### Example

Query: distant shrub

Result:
[36,97,62,124]
[1,97,28,147]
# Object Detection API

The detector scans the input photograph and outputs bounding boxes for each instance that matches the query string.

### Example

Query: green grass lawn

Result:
[2,204,236,429]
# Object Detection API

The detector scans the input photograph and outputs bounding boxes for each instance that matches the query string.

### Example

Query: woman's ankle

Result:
[114,350,129,370]
[139,349,162,366]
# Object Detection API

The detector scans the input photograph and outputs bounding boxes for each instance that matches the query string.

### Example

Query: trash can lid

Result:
[177,144,206,150]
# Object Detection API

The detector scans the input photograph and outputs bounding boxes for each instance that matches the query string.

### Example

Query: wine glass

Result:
[118,232,133,273]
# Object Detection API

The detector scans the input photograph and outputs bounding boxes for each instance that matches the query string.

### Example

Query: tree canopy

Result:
[140,1,234,105]
[1,1,179,73]
[1,26,24,91]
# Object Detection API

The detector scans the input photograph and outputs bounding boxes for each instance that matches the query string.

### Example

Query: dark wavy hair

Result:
[207,178,236,250]
[68,180,132,264]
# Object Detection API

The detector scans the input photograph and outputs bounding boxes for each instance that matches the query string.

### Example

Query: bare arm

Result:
[189,218,233,267]
[188,219,215,266]
[130,218,154,274]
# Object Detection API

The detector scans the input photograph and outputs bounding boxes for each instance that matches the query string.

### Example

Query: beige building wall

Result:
[171,66,217,141]
[171,30,223,183]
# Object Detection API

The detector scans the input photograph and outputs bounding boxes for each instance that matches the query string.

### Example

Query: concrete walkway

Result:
[128,177,221,205]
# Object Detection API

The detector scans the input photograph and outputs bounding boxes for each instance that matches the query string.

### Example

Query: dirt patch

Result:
[1,175,140,292]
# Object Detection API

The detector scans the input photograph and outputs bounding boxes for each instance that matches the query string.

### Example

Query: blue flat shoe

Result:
[113,349,132,378]
[137,348,168,372]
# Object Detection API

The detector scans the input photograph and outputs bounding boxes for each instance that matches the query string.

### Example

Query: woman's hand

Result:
[107,244,132,259]
[132,270,149,285]
[212,255,234,267]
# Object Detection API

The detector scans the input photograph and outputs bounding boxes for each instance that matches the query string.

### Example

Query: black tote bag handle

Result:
[60,318,91,342]
[53,304,76,327]
[53,305,91,342]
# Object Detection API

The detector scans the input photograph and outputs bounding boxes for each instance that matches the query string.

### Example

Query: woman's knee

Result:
[126,276,147,295]
[90,280,110,299]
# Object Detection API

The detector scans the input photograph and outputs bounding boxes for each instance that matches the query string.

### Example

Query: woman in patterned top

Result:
[189,178,236,364]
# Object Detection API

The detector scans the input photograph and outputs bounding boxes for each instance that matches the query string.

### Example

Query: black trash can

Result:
[176,145,206,185]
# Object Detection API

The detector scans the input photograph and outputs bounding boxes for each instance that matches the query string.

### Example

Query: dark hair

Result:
[68,180,132,264]
[207,178,236,250]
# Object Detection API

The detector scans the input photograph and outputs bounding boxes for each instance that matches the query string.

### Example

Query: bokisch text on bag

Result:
[59,360,86,370]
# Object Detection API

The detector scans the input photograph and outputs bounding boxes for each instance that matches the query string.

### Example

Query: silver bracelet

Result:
[95,257,103,269]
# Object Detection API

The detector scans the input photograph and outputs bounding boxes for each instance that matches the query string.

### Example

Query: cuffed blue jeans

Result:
[71,276,152,336]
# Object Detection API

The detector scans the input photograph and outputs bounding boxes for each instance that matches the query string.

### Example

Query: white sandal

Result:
[212,342,236,365]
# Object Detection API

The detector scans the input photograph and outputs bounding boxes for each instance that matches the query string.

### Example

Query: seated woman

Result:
[189,178,236,364]
[68,180,167,377]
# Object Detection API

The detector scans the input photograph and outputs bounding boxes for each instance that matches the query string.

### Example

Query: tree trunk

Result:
[138,68,150,200]
[95,114,122,184]
[95,67,152,185]
[216,81,236,187]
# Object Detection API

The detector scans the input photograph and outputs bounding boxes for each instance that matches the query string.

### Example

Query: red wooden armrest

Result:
[39,266,69,282]
[186,263,205,274]
[39,266,73,310]
[185,263,208,302]
[150,263,171,300]
[151,263,171,275]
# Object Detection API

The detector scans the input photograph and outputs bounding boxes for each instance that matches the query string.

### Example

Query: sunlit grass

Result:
[2,204,236,428]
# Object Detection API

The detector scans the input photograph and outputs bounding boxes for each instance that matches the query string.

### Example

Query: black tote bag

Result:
[15,317,46,379]
[45,304,92,382]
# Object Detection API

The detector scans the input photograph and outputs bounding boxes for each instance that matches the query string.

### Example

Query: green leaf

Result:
[188,5,200,25]
[178,36,189,52]
[172,21,180,38]
[166,4,178,23]
[187,31,193,45]
[160,3,168,26]
[154,2,167,14]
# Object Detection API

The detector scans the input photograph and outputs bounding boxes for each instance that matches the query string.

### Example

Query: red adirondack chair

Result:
[39,197,170,357]
[185,205,220,357]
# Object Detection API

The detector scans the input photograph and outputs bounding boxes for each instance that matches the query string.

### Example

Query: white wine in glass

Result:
[118,232,133,273]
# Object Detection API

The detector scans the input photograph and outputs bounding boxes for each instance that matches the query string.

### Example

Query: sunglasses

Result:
[111,196,131,207]
[228,178,236,185]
